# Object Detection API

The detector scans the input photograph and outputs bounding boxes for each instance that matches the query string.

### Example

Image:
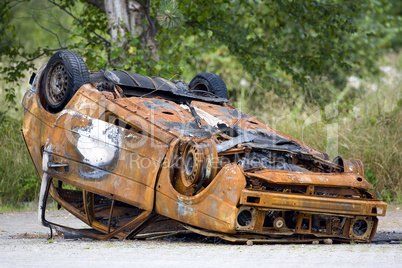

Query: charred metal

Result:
[22,51,387,243]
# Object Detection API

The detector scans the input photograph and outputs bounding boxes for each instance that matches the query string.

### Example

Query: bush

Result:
[0,115,40,207]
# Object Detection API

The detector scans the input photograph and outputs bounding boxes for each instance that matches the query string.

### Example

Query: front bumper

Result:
[240,189,387,217]
[235,189,386,242]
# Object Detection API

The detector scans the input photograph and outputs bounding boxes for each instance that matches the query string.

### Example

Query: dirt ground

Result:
[0,205,401,267]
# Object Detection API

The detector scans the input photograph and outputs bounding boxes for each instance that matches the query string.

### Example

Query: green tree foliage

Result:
[163,0,398,104]
[388,0,402,49]
[0,0,400,111]
[0,0,401,205]
[1,0,35,110]
[0,0,73,111]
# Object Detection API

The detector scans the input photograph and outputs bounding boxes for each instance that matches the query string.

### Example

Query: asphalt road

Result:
[0,205,401,267]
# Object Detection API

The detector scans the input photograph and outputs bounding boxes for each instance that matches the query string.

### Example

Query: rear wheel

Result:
[189,72,228,100]
[41,50,89,113]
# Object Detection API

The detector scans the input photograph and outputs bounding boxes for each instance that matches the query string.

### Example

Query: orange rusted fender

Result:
[155,163,246,234]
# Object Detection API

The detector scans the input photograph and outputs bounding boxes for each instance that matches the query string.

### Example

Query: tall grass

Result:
[238,55,402,201]
[0,116,40,207]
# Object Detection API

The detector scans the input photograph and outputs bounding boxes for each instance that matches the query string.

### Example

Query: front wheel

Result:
[41,50,89,113]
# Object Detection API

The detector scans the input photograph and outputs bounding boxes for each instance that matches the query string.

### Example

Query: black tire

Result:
[189,73,228,100]
[41,50,89,113]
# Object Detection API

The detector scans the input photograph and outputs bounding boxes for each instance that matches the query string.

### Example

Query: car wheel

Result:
[189,72,228,100]
[41,50,89,113]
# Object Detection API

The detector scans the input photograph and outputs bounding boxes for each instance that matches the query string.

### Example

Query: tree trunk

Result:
[104,0,159,67]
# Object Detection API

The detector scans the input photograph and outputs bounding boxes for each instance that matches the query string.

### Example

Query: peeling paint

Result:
[177,201,196,218]
[76,121,121,166]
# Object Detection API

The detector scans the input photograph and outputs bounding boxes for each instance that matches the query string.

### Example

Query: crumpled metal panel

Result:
[44,110,168,210]
[111,96,326,157]
[190,101,325,156]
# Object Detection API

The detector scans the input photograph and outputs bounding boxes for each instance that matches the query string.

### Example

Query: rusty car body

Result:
[22,50,387,243]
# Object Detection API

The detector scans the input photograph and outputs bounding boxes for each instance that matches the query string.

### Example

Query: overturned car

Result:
[22,50,387,243]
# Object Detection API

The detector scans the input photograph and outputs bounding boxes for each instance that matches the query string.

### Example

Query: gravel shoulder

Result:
[0,205,401,267]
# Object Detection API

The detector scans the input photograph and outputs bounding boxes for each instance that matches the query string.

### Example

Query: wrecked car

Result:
[21,50,387,243]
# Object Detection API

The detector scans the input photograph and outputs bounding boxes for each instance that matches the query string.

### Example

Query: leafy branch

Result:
[47,0,110,48]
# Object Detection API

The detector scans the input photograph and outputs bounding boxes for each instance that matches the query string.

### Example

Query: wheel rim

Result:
[46,62,69,106]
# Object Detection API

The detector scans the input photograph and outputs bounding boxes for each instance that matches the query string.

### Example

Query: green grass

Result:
[0,115,40,207]
[0,201,38,212]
